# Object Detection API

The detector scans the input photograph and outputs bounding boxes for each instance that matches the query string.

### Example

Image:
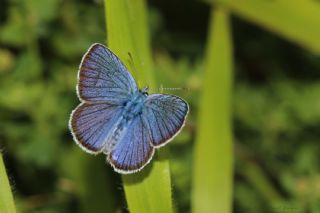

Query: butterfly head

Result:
[140,86,149,96]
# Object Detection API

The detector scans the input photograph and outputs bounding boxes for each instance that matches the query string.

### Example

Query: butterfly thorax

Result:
[122,91,147,120]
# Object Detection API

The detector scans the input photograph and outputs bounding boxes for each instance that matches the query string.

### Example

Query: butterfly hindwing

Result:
[108,115,154,173]
[78,43,137,104]
[142,94,189,147]
[69,102,123,153]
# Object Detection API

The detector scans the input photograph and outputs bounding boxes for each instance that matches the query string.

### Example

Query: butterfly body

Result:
[69,43,189,174]
[122,89,148,121]
[103,90,148,154]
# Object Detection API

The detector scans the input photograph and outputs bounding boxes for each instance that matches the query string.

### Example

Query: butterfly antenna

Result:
[128,52,144,88]
[127,52,138,74]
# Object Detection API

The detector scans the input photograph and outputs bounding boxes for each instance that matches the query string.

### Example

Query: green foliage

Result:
[1,0,320,212]
[0,1,118,212]
[234,81,320,212]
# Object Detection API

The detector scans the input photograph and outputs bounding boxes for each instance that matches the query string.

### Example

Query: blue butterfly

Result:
[69,43,189,174]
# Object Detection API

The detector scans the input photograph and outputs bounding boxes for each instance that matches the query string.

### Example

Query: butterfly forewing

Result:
[142,94,189,147]
[78,43,137,104]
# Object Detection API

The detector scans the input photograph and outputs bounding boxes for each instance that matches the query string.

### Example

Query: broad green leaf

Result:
[214,0,320,54]
[104,0,173,212]
[192,7,234,213]
[0,154,16,213]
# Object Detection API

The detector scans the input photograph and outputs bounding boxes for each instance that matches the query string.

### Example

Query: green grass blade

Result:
[214,0,320,54]
[0,154,16,213]
[192,6,234,213]
[104,0,155,87]
[104,0,173,212]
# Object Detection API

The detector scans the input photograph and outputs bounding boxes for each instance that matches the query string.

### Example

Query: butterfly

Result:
[69,43,189,174]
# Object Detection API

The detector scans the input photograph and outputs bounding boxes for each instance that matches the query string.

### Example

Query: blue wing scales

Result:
[142,94,189,147]
[77,43,137,104]
[69,103,123,153]
[108,115,154,173]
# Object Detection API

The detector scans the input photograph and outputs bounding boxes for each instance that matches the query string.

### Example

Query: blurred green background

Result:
[1,0,320,212]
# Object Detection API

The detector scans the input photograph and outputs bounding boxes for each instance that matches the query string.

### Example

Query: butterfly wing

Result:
[69,102,123,154]
[142,94,189,147]
[108,115,154,173]
[77,43,137,104]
